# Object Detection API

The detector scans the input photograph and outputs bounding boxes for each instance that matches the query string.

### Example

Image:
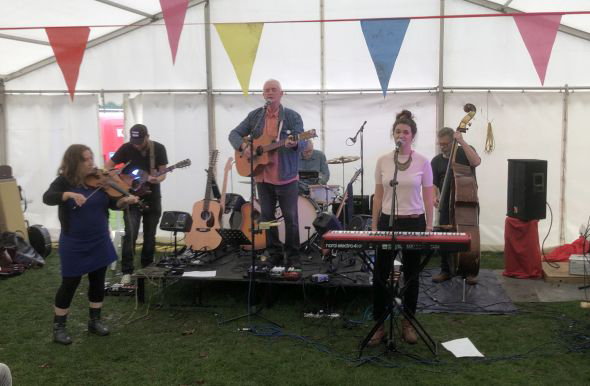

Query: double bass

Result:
[438,104,480,277]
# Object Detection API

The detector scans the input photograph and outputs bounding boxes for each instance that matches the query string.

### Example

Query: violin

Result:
[84,168,146,209]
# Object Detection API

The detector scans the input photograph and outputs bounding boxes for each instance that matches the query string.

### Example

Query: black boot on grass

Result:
[88,308,109,336]
[53,314,72,345]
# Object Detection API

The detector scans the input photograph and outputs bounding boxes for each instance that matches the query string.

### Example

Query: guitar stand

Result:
[302,228,323,257]
[357,250,437,359]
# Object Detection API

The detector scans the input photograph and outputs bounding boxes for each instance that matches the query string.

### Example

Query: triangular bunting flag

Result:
[46,27,90,101]
[361,19,410,97]
[159,0,189,64]
[215,23,264,95]
[513,14,561,85]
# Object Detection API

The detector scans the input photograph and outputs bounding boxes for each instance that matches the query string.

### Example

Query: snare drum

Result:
[277,195,320,244]
[308,185,340,204]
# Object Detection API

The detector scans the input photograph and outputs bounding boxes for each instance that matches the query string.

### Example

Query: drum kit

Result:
[233,155,360,249]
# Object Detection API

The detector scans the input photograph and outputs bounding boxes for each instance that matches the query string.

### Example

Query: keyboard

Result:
[322,230,471,252]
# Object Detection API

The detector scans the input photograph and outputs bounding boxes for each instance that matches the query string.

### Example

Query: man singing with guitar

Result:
[228,79,305,268]
[106,124,168,284]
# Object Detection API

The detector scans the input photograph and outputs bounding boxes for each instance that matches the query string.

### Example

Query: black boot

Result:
[53,314,72,345]
[88,308,109,336]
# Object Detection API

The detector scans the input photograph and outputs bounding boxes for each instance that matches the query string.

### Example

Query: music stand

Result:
[216,229,251,247]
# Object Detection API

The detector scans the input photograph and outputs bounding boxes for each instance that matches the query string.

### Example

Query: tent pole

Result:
[0,79,6,165]
[319,0,326,155]
[436,0,445,139]
[204,0,216,154]
[559,85,569,245]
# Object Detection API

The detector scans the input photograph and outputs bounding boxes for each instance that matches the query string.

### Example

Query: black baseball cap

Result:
[129,124,148,145]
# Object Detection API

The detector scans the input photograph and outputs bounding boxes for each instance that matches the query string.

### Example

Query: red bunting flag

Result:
[46,27,90,101]
[160,0,189,64]
[513,14,561,85]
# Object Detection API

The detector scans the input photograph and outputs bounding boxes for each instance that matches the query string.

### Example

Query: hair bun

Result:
[396,109,413,120]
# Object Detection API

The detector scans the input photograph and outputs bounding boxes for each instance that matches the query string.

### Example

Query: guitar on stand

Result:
[186,150,222,253]
[219,157,233,225]
[235,129,317,177]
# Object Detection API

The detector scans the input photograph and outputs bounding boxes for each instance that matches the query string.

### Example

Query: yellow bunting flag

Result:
[214,23,264,95]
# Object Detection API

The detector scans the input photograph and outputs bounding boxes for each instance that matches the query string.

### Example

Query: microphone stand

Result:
[347,121,367,214]
[358,146,436,357]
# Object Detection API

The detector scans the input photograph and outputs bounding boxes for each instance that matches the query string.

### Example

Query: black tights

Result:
[373,214,426,320]
[54,266,107,309]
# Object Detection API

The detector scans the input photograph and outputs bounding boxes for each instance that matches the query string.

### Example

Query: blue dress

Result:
[58,186,118,277]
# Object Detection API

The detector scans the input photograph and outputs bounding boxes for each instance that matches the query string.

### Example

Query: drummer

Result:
[299,140,330,185]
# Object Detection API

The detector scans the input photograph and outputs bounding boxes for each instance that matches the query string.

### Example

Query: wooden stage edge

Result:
[542,261,588,284]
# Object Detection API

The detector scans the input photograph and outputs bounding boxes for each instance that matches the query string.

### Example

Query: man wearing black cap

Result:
[106,124,168,284]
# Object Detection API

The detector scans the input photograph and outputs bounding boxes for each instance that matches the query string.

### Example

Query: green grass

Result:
[1,249,589,385]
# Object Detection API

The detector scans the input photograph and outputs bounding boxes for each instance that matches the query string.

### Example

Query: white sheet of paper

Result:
[441,338,484,358]
[182,271,217,278]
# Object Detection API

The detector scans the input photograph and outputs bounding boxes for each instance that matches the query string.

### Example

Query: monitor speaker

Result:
[507,159,547,221]
[159,211,193,232]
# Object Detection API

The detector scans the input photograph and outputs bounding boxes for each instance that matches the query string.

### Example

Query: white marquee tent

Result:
[1,0,590,251]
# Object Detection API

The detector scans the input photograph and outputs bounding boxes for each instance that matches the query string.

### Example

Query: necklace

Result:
[394,150,413,171]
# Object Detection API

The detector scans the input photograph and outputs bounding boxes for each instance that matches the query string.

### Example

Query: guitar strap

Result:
[148,140,156,174]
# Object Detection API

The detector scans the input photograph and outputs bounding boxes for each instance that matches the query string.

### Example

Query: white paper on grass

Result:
[182,271,217,278]
[441,338,484,358]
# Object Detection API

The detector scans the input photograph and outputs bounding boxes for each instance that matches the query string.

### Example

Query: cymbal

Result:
[238,180,254,184]
[327,156,360,164]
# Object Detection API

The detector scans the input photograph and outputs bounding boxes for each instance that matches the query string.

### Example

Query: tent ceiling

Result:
[1,0,590,79]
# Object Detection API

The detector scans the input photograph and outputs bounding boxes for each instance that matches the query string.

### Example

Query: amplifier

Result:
[0,178,28,241]
[159,211,192,232]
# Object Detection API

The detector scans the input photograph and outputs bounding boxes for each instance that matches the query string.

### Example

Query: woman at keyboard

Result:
[369,110,433,346]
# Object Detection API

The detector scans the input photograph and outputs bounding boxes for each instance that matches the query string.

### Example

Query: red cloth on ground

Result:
[503,217,542,279]
[544,236,590,262]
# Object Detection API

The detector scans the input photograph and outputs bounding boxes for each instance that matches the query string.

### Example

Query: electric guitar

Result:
[120,159,191,196]
[186,151,222,252]
[235,129,317,177]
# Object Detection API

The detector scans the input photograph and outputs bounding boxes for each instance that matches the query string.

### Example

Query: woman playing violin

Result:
[43,144,138,345]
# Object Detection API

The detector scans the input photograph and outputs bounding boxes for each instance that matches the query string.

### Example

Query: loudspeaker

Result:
[348,215,372,231]
[507,159,547,221]
[0,178,28,241]
[352,195,371,215]
[159,211,193,232]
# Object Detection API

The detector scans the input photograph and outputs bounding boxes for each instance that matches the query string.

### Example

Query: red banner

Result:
[513,14,561,85]
[160,0,189,64]
[46,27,90,101]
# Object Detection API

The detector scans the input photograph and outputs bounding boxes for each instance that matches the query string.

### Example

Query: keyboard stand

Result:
[357,249,437,358]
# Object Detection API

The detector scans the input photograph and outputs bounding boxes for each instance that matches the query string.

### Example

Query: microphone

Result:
[264,99,272,108]
[395,139,403,150]
[348,121,367,144]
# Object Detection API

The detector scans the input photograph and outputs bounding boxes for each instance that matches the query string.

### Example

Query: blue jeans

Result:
[257,181,300,257]
[121,200,162,274]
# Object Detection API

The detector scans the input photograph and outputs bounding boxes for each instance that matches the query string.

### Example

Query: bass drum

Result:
[27,224,52,257]
[277,195,320,245]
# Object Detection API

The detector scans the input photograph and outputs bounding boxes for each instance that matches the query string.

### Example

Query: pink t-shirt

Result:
[374,150,433,216]
[255,108,297,185]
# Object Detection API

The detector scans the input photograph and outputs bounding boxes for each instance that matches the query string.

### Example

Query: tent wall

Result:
[5,95,100,232]
[3,0,590,250]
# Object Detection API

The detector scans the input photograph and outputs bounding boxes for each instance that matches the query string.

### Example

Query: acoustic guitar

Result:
[239,198,266,251]
[235,129,317,177]
[120,159,191,196]
[186,151,222,252]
